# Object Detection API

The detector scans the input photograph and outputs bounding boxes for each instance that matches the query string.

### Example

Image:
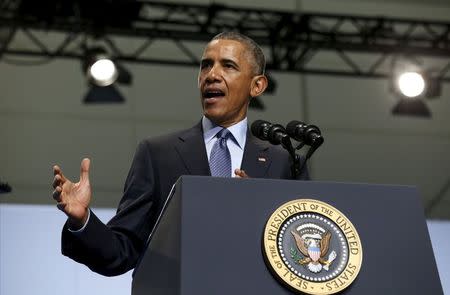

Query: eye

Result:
[225,63,236,69]
[200,60,212,70]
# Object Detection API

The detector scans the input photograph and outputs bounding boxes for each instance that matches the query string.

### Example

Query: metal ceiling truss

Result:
[1,0,450,81]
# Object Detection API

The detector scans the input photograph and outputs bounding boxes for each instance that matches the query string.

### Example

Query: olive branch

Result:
[290,247,303,264]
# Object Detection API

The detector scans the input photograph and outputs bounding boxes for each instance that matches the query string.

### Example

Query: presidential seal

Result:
[262,199,362,294]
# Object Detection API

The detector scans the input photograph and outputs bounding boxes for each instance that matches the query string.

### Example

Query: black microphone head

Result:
[251,120,271,140]
[267,124,287,145]
[304,125,324,147]
[286,120,307,141]
[286,120,300,135]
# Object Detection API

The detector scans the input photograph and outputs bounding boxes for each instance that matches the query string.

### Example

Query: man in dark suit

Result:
[52,32,309,276]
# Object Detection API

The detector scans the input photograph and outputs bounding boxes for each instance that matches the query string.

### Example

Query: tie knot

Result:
[216,128,231,140]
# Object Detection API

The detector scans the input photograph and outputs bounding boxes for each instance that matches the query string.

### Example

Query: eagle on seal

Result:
[291,230,336,273]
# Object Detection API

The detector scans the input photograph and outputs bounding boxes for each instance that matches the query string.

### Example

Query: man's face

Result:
[198,39,263,127]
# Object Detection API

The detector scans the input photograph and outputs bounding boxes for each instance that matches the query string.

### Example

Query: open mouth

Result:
[203,89,225,100]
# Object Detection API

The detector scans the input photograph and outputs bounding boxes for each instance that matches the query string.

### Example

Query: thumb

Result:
[80,158,91,183]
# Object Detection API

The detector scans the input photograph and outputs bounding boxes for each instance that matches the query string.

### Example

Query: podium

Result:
[132,176,443,294]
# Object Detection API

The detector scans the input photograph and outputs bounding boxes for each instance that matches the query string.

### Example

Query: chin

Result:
[204,112,226,125]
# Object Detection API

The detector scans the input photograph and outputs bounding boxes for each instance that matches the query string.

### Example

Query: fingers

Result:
[52,186,62,202]
[52,164,66,205]
[80,158,91,183]
[53,165,61,176]
[52,174,60,189]
[52,169,64,204]
[234,169,250,178]
[52,173,64,202]
[53,185,65,212]
[52,160,91,217]
[53,164,67,183]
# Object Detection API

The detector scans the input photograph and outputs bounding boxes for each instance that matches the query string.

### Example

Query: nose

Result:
[205,64,221,83]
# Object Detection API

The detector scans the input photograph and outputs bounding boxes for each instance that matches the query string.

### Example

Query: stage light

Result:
[88,58,118,86]
[81,46,133,103]
[397,71,425,98]
[390,67,441,118]
[83,48,118,87]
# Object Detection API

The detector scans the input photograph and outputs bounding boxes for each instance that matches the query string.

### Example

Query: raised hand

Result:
[52,158,92,229]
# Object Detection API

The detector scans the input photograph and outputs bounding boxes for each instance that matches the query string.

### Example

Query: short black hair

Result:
[211,31,266,75]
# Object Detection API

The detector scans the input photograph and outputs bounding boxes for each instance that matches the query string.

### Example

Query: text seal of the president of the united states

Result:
[262,199,363,294]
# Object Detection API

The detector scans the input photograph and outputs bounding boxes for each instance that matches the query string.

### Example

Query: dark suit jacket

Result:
[62,122,309,276]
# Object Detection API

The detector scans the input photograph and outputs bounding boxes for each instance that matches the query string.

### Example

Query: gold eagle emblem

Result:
[291,225,337,273]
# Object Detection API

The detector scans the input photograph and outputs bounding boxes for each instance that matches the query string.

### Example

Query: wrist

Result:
[68,208,89,231]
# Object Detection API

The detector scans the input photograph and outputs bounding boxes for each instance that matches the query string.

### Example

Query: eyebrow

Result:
[199,58,211,65]
[200,58,239,68]
[221,58,239,68]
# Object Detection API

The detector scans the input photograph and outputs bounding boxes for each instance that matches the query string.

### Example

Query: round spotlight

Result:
[397,72,425,98]
[88,58,118,86]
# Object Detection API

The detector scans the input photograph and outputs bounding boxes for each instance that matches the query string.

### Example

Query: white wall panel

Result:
[1,204,448,295]
[0,204,132,295]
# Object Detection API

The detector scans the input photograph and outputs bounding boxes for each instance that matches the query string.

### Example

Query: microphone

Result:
[286,120,324,147]
[251,120,290,146]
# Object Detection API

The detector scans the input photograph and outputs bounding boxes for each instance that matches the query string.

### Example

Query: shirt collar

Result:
[202,116,247,149]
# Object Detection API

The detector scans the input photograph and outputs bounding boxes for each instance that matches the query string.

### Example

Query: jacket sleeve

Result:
[61,140,161,276]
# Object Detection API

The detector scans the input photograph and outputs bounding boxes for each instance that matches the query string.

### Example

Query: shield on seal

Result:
[308,246,321,262]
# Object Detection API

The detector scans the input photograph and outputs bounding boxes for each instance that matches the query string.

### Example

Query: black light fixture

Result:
[390,68,441,118]
[0,180,12,194]
[389,54,443,118]
[82,47,132,104]
[392,98,432,118]
[391,70,430,118]
[84,85,125,104]
[82,47,118,87]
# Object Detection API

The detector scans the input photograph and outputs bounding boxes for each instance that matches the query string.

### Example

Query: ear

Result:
[250,75,268,98]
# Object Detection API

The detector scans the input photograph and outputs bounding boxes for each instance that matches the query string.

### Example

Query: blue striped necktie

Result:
[209,128,232,177]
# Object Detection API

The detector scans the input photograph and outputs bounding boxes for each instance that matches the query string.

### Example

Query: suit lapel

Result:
[175,121,272,178]
[175,122,211,176]
[241,133,272,178]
